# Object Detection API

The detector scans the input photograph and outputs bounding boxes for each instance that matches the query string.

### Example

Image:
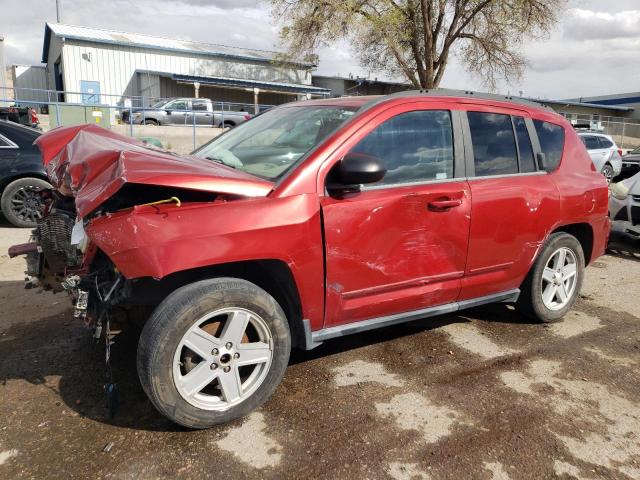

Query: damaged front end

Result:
[9,124,274,332]
[9,190,125,332]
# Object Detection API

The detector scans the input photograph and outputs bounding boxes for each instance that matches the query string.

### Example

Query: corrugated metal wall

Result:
[12,66,49,105]
[0,37,9,106]
[60,40,311,105]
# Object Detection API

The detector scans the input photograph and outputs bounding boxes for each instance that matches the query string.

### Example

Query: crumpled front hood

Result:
[34,124,274,218]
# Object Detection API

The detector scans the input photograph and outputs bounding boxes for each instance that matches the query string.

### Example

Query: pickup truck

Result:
[121,98,252,127]
[0,105,40,129]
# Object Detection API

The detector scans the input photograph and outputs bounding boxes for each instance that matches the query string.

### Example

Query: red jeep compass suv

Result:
[10,90,610,428]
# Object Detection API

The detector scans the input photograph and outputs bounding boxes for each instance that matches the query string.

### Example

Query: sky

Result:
[1,0,639,100]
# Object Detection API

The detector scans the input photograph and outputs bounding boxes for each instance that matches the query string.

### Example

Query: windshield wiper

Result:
[205,156,236,169]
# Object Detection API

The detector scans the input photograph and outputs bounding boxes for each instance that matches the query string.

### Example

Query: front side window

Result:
[349,110,454,186]
[468,112,518,176]
[534,120,565,171]
[192,105,356,180]
[167,100,188,110]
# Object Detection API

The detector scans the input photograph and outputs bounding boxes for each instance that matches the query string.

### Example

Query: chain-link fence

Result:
[4,86,640,153]
[558,112,640,150]
[1,86,275,154]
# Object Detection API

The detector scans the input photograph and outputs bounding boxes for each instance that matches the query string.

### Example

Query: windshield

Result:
[192,105,357,180]
[631,146,640,154]
[150,100,169,108]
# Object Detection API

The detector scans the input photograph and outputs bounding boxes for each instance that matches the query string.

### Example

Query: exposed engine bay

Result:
[21,191,124,330]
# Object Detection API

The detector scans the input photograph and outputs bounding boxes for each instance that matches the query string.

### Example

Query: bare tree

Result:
[271,0,565,90]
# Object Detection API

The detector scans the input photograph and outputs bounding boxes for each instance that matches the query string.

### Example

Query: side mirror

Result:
[536,152,547,171]
[165,109,172,115]
[328,152,387,195]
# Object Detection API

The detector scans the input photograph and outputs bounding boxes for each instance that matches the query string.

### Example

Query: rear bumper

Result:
[591,215,612,263]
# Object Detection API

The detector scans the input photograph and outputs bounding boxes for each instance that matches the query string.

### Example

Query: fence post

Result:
[621,121,626,150]
[192,107,196,151]
[129,105,134,137]
[54,89,61,128]
[221,102,225,129]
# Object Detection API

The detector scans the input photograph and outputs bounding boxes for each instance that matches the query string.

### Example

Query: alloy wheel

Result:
[9,185,44,224]
[172,307,273,411]
[540,247,578,311]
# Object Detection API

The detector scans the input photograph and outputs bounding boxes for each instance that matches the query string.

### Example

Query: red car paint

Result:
[32,94,609,335]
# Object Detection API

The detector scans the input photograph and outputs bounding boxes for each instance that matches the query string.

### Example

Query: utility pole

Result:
[56,0,62,22]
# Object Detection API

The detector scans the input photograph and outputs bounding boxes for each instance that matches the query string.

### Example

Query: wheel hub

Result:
[172,308,273,411]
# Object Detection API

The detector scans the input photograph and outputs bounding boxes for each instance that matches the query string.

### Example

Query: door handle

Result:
[428,199,462,211]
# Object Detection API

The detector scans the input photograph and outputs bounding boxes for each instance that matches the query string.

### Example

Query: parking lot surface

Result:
[1,221,639,479]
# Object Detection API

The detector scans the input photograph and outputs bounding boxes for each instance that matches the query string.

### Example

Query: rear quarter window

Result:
[533,120,565,172]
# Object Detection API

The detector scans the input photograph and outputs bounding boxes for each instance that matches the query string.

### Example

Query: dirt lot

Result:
[1,220,639,480]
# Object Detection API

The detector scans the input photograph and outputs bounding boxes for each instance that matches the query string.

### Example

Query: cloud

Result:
[564,9,640,40]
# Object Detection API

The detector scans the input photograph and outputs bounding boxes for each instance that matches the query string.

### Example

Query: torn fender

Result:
[34,124,274,218]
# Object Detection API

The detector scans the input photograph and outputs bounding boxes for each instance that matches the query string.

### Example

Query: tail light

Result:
[617,148,623,157]
[30,108,39,124]
[243,115,252,120]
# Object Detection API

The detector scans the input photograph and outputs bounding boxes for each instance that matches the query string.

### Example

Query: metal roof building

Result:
[41,23,330,109]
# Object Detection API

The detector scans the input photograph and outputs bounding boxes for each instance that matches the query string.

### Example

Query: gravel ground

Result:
[1,218,639,480]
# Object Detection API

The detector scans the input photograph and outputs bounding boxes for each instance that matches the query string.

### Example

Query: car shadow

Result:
[607,231,640,263]
[0,281,533,432]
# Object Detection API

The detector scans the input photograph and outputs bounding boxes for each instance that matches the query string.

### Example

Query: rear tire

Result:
[143,119,159,126]
[1,177,51,227]
[137,277,291,429]
[601,164,614,184]
[516,232,585,323]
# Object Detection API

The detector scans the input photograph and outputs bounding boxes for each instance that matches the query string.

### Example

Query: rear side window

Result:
[533,120,565,171]
[0,134,16,148]
[467,112,518,176]
[581,135,600,150]
[598,137,613,148]
[513,116,536,173]
[350,110,454,186]
[192,100,209,111]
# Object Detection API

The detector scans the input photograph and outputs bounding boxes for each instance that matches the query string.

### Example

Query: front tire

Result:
[516,232,585,323]
[137,278,291,429]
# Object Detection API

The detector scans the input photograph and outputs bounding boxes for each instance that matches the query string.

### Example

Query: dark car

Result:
[620,146,640,180]
[0,120,50,227]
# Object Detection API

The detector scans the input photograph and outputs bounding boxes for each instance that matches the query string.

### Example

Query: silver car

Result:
[610,170,640,239]
[577,131,622,183]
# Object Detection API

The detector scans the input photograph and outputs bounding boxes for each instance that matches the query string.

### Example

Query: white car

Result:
[610,170,640,239]
[577,131,623,183]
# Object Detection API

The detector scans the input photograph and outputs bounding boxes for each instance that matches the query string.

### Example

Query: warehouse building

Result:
[565,92,640,120]
[312,75,411,97]
[41,23,330,109]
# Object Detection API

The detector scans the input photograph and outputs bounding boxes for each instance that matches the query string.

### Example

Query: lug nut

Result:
[211,348,219,355]
[233,352,240,359]
[223,366,231,373]
[225,342,233,349]
[210,363,218,370]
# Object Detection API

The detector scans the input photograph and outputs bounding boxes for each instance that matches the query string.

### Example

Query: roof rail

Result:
[361,88,554,112]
